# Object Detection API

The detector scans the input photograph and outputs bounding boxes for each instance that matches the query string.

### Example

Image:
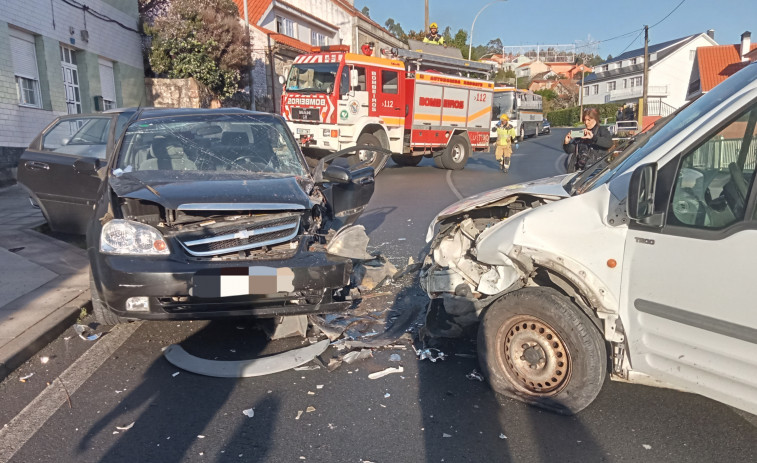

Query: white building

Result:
[582,30,718,116]
[0,0,145,186]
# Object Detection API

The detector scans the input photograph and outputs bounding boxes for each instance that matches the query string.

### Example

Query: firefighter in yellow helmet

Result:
[495,114,517,172]
[423,22,445,45]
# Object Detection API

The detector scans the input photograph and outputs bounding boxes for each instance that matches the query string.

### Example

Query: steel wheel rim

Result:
[451,143,465,163]
[495,315,571,395]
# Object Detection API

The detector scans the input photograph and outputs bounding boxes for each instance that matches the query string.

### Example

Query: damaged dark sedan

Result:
[23,108,383,325]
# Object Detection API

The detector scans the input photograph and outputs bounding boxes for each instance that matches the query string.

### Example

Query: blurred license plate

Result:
[296,128,310,134]
[292,107,319,121]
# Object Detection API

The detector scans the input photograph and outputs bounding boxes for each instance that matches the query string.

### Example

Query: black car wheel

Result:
[90,270,126,326]
[477,287,606,415]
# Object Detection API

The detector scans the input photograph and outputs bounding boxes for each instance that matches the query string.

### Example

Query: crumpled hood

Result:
[426,174,572,241]
[109,174,313,210]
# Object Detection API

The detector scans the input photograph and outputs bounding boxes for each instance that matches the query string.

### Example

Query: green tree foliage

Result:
[384,18,407,43]
[486,38,503,55]
[361,6,370,18]
[535,89,557,101]
[146,0,248,100]
[546,102,620,126]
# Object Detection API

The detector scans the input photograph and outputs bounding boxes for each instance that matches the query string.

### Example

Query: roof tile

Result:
[698,43,757,91]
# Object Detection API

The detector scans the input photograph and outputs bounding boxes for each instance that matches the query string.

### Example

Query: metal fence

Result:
[691,136,757,171]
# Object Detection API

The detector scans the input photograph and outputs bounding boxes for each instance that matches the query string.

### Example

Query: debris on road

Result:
[368,366,404,379]
[295,410,303,420]
[388,354,401,362]
[172,372,180,377]
[116,422,135,431]
[442,433,451,438]
[293,365,321,371]
[306,406,316,413]
[342,349,373,364]
[19,373,34,382]
[40,356,49,364]
[242,408,255,418]
[73,324,101,341]
[466,369,484,382]
[162,339,329,378]
[415,347,447,363]
[643,444,652,450]
[499,433,507,439]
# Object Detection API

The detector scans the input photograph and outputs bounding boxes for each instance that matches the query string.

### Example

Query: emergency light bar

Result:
[311,45,350,53]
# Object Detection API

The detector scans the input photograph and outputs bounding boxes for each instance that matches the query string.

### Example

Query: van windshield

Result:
[570,63,757,195]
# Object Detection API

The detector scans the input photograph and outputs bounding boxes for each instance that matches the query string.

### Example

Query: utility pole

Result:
[243,0,256,110]
[579,69,584,116]
[425,0,429,32]
[641,24,649,125]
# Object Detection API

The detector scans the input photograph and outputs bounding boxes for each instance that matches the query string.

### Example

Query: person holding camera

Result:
[563,107,613,172]
[495,114,517,173]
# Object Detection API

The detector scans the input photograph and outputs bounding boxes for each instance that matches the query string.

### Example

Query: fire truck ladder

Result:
[395,47,495,78]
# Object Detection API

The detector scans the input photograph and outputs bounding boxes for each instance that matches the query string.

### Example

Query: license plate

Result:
[292,107,319,121]
[296,128,310,134]
[191,267,295,298]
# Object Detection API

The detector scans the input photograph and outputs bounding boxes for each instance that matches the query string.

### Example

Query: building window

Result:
[623,79,628,88]
[311,31,327,46]
[633,76,642,86]
[9,29,42,108]
[592,84,599,95]
[607,81,616,92]
[631,58,637,65]
[276,16,295,37]
[98,58,117,110]
[584,87,589,96]
[601,65,608,72]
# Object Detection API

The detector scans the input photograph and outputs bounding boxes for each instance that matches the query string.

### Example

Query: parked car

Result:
[19,108,384,325]
[17,109,138,234]
[540,119,551,134]
[422,62,757,416]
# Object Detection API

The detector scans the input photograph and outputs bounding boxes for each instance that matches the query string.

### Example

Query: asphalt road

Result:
[1,129,756,463]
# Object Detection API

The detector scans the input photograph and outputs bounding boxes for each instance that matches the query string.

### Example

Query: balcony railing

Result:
[608,85,668,101]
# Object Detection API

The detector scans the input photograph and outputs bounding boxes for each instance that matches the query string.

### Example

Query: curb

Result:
[0,291,90,382]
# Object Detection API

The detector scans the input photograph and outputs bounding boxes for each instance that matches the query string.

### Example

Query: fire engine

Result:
[489,87,544,142]
[280,44,495,173]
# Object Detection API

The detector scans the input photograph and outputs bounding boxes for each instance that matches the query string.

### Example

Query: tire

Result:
[350,133,386,174]
[439,135,470,170]
[477,287,606,415]
[90,270,125,325]
[565,152,578,173]
[433,153,446,168]
[391,153,423,167]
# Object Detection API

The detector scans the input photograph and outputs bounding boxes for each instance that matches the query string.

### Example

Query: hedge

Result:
[546,103,623,126]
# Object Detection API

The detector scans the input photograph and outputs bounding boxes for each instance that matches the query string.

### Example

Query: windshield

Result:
[286,63,339,93]
[571,63,757,195]
[492,92,515,121]
[115,114,307,177]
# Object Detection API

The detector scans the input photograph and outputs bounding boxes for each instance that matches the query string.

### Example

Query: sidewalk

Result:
[0,184,90,381]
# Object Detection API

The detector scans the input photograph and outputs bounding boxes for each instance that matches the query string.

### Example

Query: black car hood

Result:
[109,174,313,210]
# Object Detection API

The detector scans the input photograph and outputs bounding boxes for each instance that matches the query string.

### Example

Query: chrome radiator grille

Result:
[178,215,300,257]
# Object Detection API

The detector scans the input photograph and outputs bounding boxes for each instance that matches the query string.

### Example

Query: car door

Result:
[18,114,116,234]
[621,102,757,415]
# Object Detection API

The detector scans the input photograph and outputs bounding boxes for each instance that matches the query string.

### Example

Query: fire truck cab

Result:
[280,45,494,173]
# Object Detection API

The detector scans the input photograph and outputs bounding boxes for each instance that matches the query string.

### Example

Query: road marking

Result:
[445,170,464,200]
[0,321,142,463]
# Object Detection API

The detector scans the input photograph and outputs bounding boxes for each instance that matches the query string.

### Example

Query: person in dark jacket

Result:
[563,107,613,172]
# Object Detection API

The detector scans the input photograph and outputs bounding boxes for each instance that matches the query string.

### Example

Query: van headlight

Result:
[100,219,169,255]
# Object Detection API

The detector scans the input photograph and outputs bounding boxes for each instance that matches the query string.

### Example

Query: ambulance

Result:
[280,45,495,173]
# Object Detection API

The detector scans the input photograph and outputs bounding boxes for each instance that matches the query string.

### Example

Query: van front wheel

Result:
[477,287,606,415]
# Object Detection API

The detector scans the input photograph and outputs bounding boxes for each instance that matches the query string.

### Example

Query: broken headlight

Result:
[100,219,169,255]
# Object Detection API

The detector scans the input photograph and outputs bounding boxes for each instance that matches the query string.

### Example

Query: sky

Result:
[354,0,756,60]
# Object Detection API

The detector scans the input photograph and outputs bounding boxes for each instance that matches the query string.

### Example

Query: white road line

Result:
[445,170,464,201]
[0,321,142,463]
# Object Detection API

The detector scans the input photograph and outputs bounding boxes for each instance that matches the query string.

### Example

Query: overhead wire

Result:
[57,0,141,34]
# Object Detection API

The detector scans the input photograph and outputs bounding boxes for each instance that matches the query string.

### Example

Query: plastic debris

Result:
[197,435,205,439]
[19,373,34,382]
[172,372,180,377]
[242,408,255,418]
[342,349,373,364]
[293,365,320,371]
[442,433,451,438]
[40,356,49,364]
[384,393,391,398]
[415,347,447,362]
[73,324,101,341]
[295,410,303,420]
[306,406,316,413]
[116,422,135,431]
[466,369,484,382]
[307,391,315,395]
[643,444,652,450]
[388,354,401,362]
[368,366,404,379]
[499,433,507,439]
[316,384,324,389]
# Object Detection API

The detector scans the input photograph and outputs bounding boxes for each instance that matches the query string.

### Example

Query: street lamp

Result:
[468,0,506,61]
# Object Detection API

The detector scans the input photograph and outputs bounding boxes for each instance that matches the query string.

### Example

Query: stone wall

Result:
[144,78,204,108]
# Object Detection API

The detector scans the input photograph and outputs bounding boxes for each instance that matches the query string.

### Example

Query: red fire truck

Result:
[280,45,494,173]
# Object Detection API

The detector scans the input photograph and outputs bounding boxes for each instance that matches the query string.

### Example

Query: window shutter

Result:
[98,59,116,102]
[9,30,39,80]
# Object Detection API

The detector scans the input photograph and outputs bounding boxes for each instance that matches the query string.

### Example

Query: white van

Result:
[422,62,757,415]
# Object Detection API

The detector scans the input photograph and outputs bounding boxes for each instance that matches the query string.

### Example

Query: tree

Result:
[384,18,407,43]
[486,38,503,55]
[361,6,370,18]
[535,88,557,101]
[146,0,248,100]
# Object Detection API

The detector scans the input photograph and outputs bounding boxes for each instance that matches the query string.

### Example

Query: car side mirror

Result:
[73,157,100,175]
[350,69,359,89]
[628,162,663,227]
[278,75,285,85]
[323,164,352,184]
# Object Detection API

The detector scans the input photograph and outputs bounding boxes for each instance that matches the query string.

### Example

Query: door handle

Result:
[25,161,50,171]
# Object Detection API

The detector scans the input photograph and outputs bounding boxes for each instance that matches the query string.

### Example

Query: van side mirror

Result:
[278,75,285,85]
[628,162,663,227]
[323,164,352,184]
[350,69,359,89]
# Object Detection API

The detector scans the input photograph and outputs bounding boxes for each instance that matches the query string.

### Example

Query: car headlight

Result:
[100,219,169,255]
